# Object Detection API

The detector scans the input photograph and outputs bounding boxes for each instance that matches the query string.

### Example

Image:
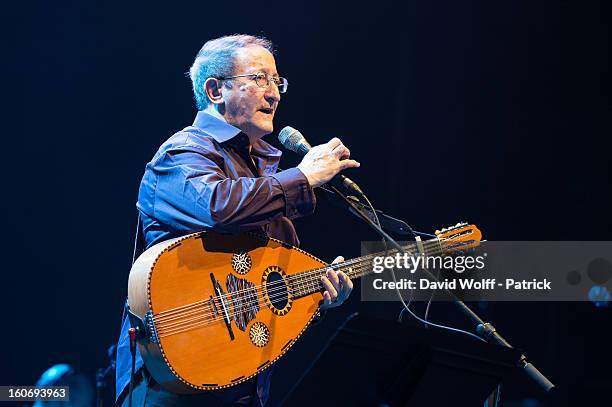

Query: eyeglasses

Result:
[217,72,289,93]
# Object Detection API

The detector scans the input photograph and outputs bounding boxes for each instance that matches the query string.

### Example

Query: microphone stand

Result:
[325,184,555,394]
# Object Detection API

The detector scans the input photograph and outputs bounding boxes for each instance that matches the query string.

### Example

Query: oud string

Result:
[154,238,448,335]
[153,238,453,337]
[155,239,427,321]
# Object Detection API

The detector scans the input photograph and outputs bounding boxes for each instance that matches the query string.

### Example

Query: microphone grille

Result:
[278,126,308,153]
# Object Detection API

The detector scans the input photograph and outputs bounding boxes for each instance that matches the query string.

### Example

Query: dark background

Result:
[4,0,610,405]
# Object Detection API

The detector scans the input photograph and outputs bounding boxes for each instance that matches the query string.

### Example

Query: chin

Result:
[243,117,274,139]
[254,121,274,137]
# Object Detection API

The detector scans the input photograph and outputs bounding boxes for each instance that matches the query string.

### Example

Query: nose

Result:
[265,82,281,105]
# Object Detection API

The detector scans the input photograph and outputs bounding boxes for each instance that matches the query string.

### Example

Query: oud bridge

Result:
[209,272,235,340]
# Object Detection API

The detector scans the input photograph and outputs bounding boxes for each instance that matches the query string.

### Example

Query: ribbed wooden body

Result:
[127,231,326,393]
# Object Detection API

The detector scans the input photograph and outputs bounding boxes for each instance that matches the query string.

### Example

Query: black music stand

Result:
[282,313,521,407]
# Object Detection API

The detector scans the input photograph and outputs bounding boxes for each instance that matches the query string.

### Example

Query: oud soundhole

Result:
[262,266,293,316]
[267,271,288,309]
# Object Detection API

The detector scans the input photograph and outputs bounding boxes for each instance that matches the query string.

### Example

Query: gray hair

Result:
[188,34,274,110]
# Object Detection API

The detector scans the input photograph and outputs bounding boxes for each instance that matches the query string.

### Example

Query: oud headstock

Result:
[436,222,482,254]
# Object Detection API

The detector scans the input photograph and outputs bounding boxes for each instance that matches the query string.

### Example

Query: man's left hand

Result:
[320,256,354,310]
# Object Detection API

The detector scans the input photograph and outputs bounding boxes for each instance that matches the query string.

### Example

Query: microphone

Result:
[278,126,365,197]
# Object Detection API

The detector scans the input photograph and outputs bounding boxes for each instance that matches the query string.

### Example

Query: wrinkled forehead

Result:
[233,45,278,75]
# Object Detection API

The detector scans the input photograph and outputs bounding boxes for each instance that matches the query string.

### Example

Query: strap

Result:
[131,212,145,265]
[124,212,146,325]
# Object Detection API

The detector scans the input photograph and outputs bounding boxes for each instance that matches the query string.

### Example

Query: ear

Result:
[204,78,224,105]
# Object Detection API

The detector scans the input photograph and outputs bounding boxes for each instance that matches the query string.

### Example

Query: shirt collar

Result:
[192,110,282,159]
[251,137,282,159]
[193,110,242,143]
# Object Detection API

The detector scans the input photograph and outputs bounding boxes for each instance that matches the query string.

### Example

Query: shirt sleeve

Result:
[147,146,316,234]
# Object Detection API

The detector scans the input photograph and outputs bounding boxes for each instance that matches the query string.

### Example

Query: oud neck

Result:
[289,236,443,298]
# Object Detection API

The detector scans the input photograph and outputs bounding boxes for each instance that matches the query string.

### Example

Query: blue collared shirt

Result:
[115,111,316,404]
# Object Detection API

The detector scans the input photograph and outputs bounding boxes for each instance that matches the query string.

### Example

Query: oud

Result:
[127,223,481,393]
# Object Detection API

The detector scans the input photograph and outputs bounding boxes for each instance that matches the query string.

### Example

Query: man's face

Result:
[222,45,281,139]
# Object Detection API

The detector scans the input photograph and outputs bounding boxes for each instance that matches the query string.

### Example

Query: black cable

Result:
[344,188,488,342]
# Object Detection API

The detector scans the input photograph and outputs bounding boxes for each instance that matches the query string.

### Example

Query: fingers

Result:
[320,255,354,309]
[301,138,358,189]
[325,137,359,163]
[322,291,333,308]
[327,268,341,287]
[321,273,339,301]
[338,270,354,292]
[321,269,354,309]
[320,276,338,310]
[338,159,360,170]
[325,257,343,304]
[327,137,342,149]
[328,138,350,159]
[332,144,350,159]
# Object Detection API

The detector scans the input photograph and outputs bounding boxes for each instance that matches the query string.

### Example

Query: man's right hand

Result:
[296,138,360,188]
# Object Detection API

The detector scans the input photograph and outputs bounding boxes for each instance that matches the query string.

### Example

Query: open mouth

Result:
[258,108,274,115]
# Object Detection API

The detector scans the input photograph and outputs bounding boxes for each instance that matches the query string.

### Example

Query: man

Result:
[115,34,358,406]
